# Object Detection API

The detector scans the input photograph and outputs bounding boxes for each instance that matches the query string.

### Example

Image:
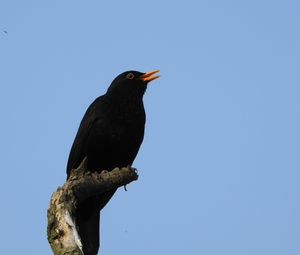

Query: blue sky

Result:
[0,1,299,254]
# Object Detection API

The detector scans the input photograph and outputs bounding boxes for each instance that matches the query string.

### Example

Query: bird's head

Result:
[106,70,160,97]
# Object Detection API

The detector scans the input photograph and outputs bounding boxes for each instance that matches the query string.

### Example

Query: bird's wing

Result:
[66,96,107,178]
[66,97,114,255]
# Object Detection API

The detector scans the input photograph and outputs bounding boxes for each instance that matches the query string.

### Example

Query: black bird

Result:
[66,69,159,255]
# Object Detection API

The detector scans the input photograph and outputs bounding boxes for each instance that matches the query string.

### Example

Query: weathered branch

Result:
[47,158,138,255]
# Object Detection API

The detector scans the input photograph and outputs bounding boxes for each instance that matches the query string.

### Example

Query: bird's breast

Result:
[87,110,145,172]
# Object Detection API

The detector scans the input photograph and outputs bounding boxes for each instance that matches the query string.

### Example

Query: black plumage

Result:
[66,70,159,255]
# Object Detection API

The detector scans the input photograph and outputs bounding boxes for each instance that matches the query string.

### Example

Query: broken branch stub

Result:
[47,160,138,255]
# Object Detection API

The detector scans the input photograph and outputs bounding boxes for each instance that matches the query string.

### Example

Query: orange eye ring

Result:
[126,73,135,79]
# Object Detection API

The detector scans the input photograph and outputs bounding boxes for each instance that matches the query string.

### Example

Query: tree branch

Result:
[47,158,139,255]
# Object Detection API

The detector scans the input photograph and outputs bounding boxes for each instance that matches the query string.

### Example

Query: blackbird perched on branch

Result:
[66,70,160,255]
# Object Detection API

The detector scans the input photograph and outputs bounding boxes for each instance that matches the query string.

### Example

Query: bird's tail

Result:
[76,189,117,255]
[76,197,100,255]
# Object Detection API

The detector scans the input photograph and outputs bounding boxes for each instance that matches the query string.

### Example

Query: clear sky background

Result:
[0,1,299,254]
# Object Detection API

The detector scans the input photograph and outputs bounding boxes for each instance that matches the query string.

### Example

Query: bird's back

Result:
[67,94,145,177]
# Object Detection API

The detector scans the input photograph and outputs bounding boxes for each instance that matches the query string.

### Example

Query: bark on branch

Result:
[47,158,139,255]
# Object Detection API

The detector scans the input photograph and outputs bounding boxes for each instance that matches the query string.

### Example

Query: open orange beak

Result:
[139,69,160,82]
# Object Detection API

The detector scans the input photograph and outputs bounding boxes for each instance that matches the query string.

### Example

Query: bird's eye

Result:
[126,73,135,79]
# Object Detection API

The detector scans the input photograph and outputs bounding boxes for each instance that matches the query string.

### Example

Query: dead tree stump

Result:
[47,158,138,255]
